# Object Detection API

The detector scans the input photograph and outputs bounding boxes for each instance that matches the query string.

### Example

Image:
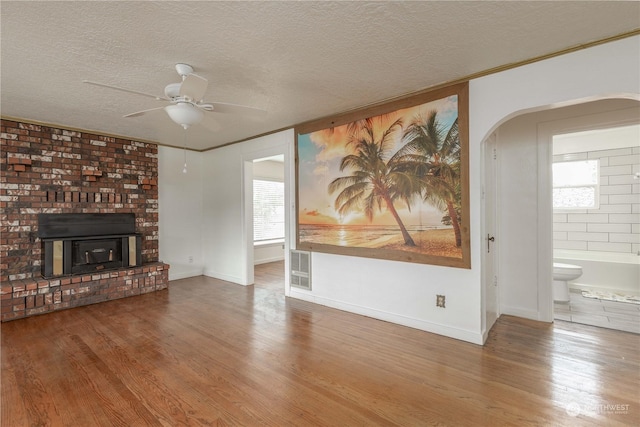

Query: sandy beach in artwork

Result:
[377,228,462,258]
[299,225,462,259]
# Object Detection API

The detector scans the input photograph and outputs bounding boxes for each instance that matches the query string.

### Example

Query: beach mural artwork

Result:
[296,83,470,268]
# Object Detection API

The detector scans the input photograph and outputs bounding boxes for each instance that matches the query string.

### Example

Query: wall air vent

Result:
[290,250,311,290]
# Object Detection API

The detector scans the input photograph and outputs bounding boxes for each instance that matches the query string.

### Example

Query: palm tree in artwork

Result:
[328,115,423,247]
[396,111,463,247]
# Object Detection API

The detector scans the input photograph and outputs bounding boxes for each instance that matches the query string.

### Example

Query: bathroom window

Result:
[552,160,599,209]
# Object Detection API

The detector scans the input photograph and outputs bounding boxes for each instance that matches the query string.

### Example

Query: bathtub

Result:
[554,249,640,295]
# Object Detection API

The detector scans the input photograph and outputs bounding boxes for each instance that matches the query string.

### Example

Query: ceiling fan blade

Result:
[83,80,169,101]
[179,74,208,102]
[208,101,267,116]
[123,106,166,118]
[200,115,222,132]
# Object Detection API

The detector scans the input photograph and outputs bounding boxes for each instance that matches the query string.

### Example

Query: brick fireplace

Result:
[0,119,169,321]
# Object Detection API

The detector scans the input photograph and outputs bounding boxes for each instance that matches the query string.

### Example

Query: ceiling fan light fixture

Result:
[164,102,204,129]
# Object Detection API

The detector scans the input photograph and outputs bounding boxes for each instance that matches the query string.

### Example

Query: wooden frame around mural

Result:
[295,82,470,268]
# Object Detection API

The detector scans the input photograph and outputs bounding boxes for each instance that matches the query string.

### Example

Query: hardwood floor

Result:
[2,261,638,426]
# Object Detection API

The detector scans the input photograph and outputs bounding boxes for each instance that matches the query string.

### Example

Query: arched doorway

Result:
[484,98,639,326]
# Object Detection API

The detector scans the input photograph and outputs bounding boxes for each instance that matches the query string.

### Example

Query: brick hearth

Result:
[1,263,168,321]
[0,119,169,321]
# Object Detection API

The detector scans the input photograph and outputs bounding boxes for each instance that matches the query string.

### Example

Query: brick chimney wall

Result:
[0,119,168,320]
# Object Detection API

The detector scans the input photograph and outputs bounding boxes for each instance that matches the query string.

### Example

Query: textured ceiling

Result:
[1,1,639,151]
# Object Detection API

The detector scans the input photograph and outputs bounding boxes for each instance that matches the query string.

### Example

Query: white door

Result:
[483,133,499,331]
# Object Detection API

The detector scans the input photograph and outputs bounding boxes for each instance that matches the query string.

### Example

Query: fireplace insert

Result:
[71,238,123,274]
[38,213,142,278]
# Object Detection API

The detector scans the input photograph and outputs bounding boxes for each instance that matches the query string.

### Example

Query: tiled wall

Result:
[553,146,640,254]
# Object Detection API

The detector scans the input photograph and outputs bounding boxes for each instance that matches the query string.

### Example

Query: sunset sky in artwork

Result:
[298,95,458,226]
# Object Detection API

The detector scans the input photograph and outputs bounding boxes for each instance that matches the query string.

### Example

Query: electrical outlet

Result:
[188,256,194,264]
[436,295,446,308]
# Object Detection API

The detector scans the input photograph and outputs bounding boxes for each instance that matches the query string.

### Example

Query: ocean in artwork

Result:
[299,224,452,248]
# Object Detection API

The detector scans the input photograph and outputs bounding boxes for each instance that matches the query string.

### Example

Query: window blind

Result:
[253,179,285,242]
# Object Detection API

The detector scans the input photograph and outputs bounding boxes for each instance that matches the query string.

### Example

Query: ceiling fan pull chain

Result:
[182,128,188,174]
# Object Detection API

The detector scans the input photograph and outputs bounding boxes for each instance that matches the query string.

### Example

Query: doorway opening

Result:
[487,98,639,331]
[252,155,286,293]
[551,124,640,334]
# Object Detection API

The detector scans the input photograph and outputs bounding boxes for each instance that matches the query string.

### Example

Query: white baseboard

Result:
[482,327,491,344]
[254,256,285,265]
[500,306,543,322]
[169,268,204,281]
[288,291,484,345]
[202,269,244,285]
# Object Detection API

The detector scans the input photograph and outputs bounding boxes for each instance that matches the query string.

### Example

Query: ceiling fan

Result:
[83,63,265,129]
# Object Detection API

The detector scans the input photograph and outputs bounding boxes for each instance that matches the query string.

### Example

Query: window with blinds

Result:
[552,160,600,209]
[253,179,285,243]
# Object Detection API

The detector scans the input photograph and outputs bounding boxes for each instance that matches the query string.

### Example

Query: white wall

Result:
[159,35,639,345]
[201,130,292,285]
[470,36,640,144]
[253,159,284,180]
[254,243,285,265]
[473,35,639,324]
[296,36,639,343]
[158,146,204,280]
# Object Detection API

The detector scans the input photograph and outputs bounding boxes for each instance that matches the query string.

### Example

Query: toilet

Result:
[553,263,583,302]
